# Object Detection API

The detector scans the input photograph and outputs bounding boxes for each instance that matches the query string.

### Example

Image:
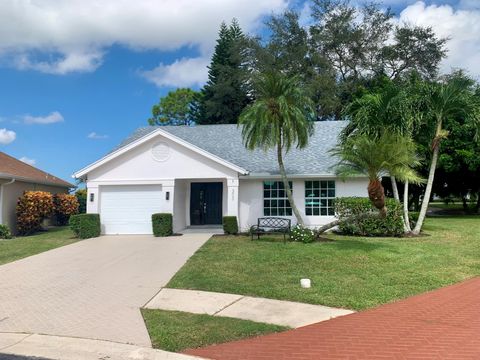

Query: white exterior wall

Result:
[85,133,240,233]
[0,180,69,233]
[238,177,369,231]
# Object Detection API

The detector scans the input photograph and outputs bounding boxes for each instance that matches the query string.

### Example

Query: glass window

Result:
[305,181,335,216]
[263,181,292,216]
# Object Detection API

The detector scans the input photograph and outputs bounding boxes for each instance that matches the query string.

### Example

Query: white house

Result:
[74,121,368,234]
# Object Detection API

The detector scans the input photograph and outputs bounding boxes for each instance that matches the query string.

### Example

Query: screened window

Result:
[305,181,335,216]
[263,181,292,216]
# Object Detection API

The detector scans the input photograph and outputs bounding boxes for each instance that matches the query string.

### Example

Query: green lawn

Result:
[141,309,287,352]
[0,227,77,265]
[168,216,480,310]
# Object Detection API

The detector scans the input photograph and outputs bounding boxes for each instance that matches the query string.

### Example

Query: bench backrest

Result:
[257,217,291,229]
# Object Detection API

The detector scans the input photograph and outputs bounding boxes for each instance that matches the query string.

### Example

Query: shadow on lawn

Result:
[327,239,395,252]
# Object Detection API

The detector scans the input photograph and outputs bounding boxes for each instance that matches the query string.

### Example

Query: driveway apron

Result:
[0,234,210,347]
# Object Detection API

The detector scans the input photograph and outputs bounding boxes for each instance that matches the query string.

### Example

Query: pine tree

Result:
[195,19,250,124]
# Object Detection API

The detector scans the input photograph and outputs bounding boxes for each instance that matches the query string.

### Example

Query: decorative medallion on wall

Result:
[151,142,170,162]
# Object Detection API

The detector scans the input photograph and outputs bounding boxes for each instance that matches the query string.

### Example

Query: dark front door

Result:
[190,182,223,225]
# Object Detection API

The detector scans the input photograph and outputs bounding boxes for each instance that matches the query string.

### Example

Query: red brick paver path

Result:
[185,277,480,359]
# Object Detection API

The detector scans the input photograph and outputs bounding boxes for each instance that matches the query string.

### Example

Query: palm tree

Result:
[342,84,418,229]
[332,132,423,217]
[412,79,479,234]
[239,71,315,225]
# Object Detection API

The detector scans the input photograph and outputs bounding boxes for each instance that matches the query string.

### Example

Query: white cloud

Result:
[0,0,287,75]
[87,132,108,139]
[140,57,210,88]
[23,111,64,125]
[398,1,480,78]
[0,128,16,144]
[19,156,36,166]
[14,50,103,75]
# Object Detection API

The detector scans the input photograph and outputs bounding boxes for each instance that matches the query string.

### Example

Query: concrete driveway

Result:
[0,234,210,347]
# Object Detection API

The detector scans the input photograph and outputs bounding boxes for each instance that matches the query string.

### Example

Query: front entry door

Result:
[190,182,223,225]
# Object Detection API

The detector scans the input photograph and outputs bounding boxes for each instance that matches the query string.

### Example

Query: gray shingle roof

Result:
[113,121,347,176]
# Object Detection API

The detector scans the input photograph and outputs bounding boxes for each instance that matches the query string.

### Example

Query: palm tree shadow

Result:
[327,239,395,252]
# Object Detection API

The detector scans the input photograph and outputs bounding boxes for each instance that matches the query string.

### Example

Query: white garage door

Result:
[100,185,163,234]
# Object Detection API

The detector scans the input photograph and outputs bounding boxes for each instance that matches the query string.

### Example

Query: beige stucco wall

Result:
[0,180,69,234]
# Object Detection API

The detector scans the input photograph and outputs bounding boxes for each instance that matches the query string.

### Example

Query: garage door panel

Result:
[100,185,163,234]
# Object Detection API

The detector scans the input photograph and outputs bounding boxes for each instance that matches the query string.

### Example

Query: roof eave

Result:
[0,173,74,188]
[74,127,249,179]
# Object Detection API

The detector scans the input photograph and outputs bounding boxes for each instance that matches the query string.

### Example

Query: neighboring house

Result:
[0,152,74,233]
[74,121,368,235]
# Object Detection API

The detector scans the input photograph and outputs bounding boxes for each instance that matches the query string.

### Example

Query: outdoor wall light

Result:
[90,193,94,202]
[166,191,170,200]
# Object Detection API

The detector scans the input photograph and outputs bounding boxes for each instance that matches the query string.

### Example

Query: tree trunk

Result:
[403,180,411,233]
[368,178,387,217]
[315,212,373,236]
[413,122,442,235]
[391,175,408,232]
[277,143,304,225]
[391,176,400,202]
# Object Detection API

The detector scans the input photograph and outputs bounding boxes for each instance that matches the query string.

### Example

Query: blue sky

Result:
[0,0,479,184]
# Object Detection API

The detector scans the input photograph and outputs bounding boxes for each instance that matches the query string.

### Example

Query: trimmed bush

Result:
[16,191,54,235]
[75,189,87,214]
[223,216,239,235]
[0,224,12,239]
[54,194,79,225]
[291,225,315,243]
[335,197,404,237]
[152,213,173,237]
[69,214,101,239]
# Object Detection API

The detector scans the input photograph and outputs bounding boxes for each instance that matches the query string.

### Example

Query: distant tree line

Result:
[147,0,480,215]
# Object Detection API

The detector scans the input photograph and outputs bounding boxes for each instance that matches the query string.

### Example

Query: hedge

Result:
[54,194,79,225]
[69,214,101,239]
[222,216,238,235]
[152,213,173,237]
[335,197,404,237]
[0,224,12,239]
[16,191,54,235]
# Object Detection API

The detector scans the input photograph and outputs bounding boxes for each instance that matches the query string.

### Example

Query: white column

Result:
[226,178,239,218]
[86,183,99,213]
[162,179,175,214]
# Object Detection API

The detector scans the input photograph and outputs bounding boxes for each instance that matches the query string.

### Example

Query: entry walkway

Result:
[145,288,353,328]
[185,277,480,359]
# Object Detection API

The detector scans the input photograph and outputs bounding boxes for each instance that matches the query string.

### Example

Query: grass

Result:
[141,309,288,352]
[168,216,480,311]
[0,227,77,265]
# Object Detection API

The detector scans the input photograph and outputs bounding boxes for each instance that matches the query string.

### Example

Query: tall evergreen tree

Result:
[195,19,250,124]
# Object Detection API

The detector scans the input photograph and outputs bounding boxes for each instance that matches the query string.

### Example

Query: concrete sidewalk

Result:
[0,333,203,360]
[145,288,354,328]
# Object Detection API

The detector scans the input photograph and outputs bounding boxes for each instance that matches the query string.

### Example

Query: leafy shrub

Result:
[16,191,54,235]
[0,224,12,239]
[223,216,239,235]
[290,225,315,243]
[69,214,101,239]
[75,189,87,214]
[335,197,404,237]
[152,213,173,237]
[54,194,79,225]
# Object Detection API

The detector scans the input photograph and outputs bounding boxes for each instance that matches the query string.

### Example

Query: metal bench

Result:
[251,217,291,242]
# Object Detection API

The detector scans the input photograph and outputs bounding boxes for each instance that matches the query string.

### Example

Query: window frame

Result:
[263,181,293,217]
[304,180,335,216]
